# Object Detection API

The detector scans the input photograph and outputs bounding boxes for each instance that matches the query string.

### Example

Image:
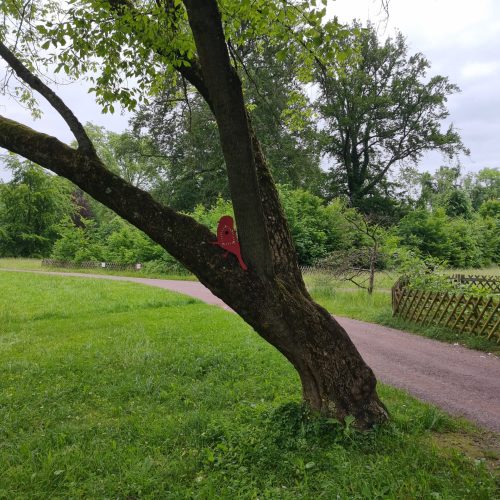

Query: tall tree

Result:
[316,23,467,213]
[0,0,388,428]
[131,42,322,211]
[402,165,474,218]
[463,167,500,211]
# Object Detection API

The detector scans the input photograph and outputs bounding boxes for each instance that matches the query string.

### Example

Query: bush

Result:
[102,221,165,264]
[476,214,500,265]
[52,217,170,265]
[396,208,487,267]
[478,199,500,219]
[278,187,354,265]
[191,196,234,232]
[140,255,189,275]
[51,220,104,263]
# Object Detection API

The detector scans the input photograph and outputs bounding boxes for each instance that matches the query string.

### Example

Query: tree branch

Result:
[106,0,215,113]
[0,41,97,157]
[0,114,285,334]
[107,0,301,284]
[177,59,214,113]
[0,114,219,274]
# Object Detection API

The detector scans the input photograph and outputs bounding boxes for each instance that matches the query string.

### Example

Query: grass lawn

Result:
[303,266,500,292]
[2,259,499,352]
[0,271,498,498]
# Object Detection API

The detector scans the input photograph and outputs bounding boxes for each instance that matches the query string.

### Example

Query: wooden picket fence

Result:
[449,274,500,294]
[392,279,500,342]
[41,259,141,271]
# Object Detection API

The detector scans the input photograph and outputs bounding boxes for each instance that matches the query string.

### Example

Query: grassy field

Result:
[0,271,498,498]
[1,259,499,352]
[303,266,500,292]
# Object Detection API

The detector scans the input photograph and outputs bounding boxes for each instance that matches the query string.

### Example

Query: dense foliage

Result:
[0,157,74,257]
[130,43,323,211]
[1,153,498,269]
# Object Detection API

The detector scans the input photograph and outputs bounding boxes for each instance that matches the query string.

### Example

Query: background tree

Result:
[415,166,473,218]
[0,156,74,257]
[316,22,467,214]
[83,124,169,191]
[463,167,500,211]
[131,42,322,211]
[0,0,388,428]
[317,214,388,294]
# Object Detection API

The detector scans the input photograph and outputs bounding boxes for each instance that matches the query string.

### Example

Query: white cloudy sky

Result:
[1,0,499,181]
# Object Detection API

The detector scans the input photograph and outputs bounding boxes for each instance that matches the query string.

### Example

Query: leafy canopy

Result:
[2,0,349,115]
[316,22,467,211]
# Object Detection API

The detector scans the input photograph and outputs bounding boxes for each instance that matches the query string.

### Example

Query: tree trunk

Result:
[0,0,390,430]
[274,298,388,428]
[368,245,377,295]
[202,270,389,429]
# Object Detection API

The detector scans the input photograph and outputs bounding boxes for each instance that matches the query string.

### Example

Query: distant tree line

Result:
[0,22,497,271]
[1,153,498,271]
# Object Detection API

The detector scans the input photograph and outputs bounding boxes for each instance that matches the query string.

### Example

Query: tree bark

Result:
[0,0,390,429]
[246,281,389,428]
[183,0,274,278]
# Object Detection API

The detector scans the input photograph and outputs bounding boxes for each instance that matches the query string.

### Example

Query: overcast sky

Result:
[1,0,499,181]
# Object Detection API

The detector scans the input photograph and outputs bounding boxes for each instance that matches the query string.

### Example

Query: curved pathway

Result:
[2,269,500,433]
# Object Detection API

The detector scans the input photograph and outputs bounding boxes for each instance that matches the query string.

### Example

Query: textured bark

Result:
[230,281,389,429]
[0,0,390,428]
[249,118,307,292]
[184,0,273,278]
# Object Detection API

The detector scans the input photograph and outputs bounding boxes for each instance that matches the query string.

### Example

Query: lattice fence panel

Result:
[449,274,500,294]
[392,280,499,342]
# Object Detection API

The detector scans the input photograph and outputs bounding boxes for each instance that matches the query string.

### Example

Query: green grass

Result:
[0,257,44,270]
[306,273,500,354]
[0,257,196,281]
[3,259,499,352]
[0,271,498,498]
[303,269,397,291]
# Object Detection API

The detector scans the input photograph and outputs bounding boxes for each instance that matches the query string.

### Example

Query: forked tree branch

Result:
[0,41,97,157]
[107,0,301,284]
[183,0,274,277]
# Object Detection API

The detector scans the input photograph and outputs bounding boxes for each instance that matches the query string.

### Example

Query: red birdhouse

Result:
[211,215,248,270]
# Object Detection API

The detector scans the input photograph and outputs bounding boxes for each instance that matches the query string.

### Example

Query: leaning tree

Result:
[0,0,388,428]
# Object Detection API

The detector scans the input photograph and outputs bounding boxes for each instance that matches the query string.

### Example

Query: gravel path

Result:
[3,269,500,432]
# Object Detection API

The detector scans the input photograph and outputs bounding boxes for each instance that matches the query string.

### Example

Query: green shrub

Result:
[396,208,488,267]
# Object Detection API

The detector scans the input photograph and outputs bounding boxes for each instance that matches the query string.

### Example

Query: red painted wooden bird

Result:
[212,215,248,270]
